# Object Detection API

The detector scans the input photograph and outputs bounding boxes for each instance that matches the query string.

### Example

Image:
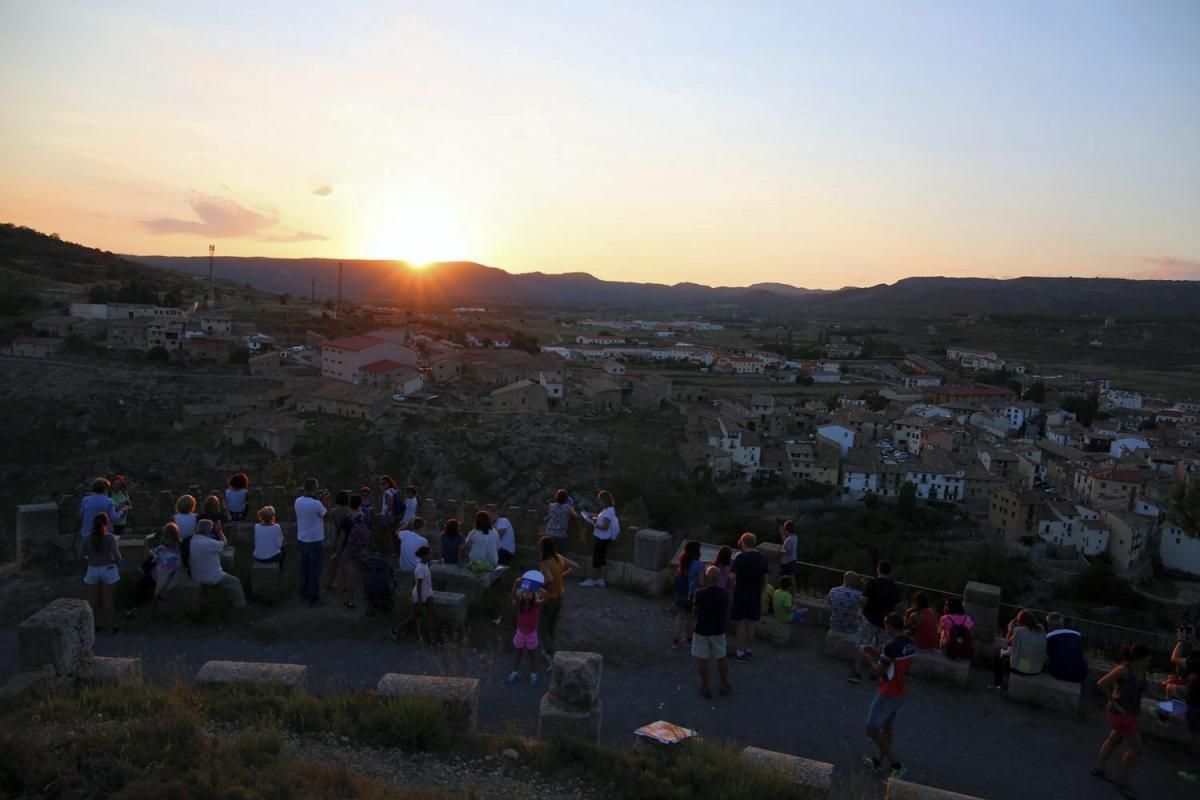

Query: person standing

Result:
[779,519,798,579]
[495,512,516,566]
[580,491,619,587]
[692,565,732,699]
[411,546,436,643]
[82,512,121,634]
[377,475,399,528]
[729,532,767,663]
[850,561,901,684]
[1093,643,1151,798]
[508,570,546,685]
[78,478,115,559]
[333,495,371,609]
[863,612,916,780]
[397,516,430,600]
[538,536,577,659]
[109,475,131,539]
[398,485,419,529]
[673,540,703,650]
[545,489,577,542]
[294,478,328,607]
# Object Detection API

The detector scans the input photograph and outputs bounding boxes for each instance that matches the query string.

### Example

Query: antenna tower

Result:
[207,244,215,308]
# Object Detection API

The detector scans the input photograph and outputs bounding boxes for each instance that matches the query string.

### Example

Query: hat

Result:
[519,570,545,592]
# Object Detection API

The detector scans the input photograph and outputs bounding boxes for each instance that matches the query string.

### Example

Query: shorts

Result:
[780,561,797,577]
[867,693,904,732]
[856,618,888,652]
[692,633,727,660]
[84,565,120,586]
[1107,711,1139,738]
[513,629,539,650]
[730,594,761,622]
[592,538,609,568]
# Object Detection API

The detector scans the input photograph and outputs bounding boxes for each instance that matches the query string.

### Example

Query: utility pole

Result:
[310,276,316,307]
[337,261,343,319]
[207,244,215,308]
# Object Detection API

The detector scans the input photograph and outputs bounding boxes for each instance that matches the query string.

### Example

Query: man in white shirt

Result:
[188,520,246,608]
[397,517,430,576]
[294,478,328,607]
[495,514,516,565]
[581,490,619,588]
[398,485,418,529]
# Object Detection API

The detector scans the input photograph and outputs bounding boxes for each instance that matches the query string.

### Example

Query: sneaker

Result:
[862,756,882,771]
[594,579,606,587]
[389,626,403,642]
[731,652,749,664]
[847,672,863,684]
[580,579,596,587]
[506,671,519,685]
[889,763,907,781]
[743,649,753,659]
[530,673,539,687]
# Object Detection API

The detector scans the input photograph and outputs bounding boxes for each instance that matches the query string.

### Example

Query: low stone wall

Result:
[887,778,986,799]
[1006,671,1083,715]
[17,598,94,676]
[376,673,480,733]
[740,746,833,799]
[195,660,308,690]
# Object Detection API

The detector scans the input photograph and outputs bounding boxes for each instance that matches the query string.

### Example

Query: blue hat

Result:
[519,569,545,592]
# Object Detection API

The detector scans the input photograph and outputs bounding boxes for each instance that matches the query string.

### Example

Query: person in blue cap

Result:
[508,570,546,686]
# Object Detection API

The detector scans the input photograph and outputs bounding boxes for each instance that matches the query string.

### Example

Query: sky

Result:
[1,1,1197,289]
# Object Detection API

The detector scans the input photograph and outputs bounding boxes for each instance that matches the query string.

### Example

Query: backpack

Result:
[945,616,974,661]
[347,514,371,551]
[362,555,395,611]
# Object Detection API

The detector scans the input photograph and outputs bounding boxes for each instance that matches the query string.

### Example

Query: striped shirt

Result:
[826,586,862,633]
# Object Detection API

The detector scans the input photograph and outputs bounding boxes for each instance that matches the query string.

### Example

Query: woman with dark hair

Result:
[939,597,975,660]
[673,540,703,649]
[225,472,250,521]
[904,591,939,650]
[441,519,464,566]
[1093,643,1151,798]
[545,489,577,541]
[83,512,121,634]
[109,475,132,538]
[990,609,1046,689]
[198,494,226,538]
[538,536,578,658]
[378,475,399,527]
[581,490,618,588]
[465,510,500,568]
[711,545,734,591]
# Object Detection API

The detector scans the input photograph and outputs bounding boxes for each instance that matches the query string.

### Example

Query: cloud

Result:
[143,193,278,237]
[142,192,327,244]
[312,184,334,197]
[1138,257,1200,280]
[259,230,329,243]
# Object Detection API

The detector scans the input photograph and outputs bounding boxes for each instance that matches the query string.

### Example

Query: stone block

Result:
[1006,671,1082,715]
[0,666,56,700]
[376,673,480,733]
[822,628,859,660]
[616,563,670,597]
[756,618,799,646]
[17,598,95,676]
[430,563,509,602]
[887,778,985,799]
[633,529,672,571]
[251,561,283,603]
[537,695,602,743]
[962,582,1001,607]
[432,591,468,627]
[158,574,203,616]
[77,656,143,685]
[17,502,63,567]
[548,651,603,711]
[740,746,833,798]
[195,660,308,690]
[1139,697,1191,747]
[910,650,970,688]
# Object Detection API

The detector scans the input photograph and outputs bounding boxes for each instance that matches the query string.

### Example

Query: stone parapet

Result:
[740,746,833,799]
[1006,671,1083,714]
[376,673,480,733]
[195,660,308,690]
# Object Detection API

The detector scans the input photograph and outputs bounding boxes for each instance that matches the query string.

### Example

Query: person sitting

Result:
[225,472,250,521]
[1165,624,1200,696]
[188,519,246,609]
[440,518,464,566]
[990,609,1046,690]
[904,591,939,650]
[773,575,804,624]
[198,494,227,538]
[939,598,975,661]
[826,571,862,635]
[464,510,500,570]
[1045,612,1088,683]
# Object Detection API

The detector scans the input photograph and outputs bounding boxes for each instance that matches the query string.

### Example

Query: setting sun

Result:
[361,195,475,267]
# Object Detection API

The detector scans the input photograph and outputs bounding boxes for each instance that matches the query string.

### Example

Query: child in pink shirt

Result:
[508,570,546,686]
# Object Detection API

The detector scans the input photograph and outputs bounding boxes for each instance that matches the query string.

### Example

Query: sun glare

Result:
[362,203,466,267]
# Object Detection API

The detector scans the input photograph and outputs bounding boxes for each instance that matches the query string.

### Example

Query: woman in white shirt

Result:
[253,505,285,565]
[173,494,198,540]
[495,514,516,565]
[581,490,619,588]
[464,510,500,568]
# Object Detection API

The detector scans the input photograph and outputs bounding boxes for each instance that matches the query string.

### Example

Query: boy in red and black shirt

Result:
[863,612,916,780]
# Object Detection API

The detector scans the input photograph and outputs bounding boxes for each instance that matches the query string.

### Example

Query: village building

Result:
[9,336,65,358]
[298,380,391,421]
[321,335,417,383]
[491,379,548,412]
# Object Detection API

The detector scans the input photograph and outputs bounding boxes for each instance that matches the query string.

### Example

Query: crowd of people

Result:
[75,475,1199,792]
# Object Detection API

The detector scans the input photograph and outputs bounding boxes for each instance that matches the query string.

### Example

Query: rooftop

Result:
[357,359,410,374]
[322,335,387,352]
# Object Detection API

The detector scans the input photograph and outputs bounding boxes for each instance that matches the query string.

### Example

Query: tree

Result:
[1169,476,1200,539]
[1024,381,1046,403]
[1061,392,1100,426]
[898,481,918,521]
[862,392,888,412]
[825,392,841,412]
[147,346,169,362]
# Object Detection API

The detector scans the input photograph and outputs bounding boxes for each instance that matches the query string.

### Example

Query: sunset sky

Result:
[1,1,1197,289]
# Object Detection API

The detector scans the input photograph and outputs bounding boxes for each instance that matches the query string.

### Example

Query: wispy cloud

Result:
[312,184,334,197]
[260,230,329,242]
[142,192,326,243]
[1138,257,1200,280]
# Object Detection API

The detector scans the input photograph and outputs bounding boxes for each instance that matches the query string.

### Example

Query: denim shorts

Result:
[867,693,904,732]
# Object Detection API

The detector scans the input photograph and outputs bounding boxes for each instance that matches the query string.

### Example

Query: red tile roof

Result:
[358,359,407,374]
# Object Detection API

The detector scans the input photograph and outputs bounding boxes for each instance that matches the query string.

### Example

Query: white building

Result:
[321,335,417,383]
[1110,437,1150,458]
[1161,525,1200,576]
[1102,390,1144,411]
[817,424,855,458]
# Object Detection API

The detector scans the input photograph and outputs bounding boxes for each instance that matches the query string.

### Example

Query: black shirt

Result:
[731,550,768,603]
[862,576,900,628]
[693,586,729,637]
